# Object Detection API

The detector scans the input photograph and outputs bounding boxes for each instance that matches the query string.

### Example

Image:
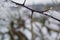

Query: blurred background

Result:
[0,0,60,40]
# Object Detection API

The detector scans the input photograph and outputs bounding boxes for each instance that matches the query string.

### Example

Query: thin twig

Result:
[31,11,35,40]
[11,1,49,12]
[23,0,26,5]
[11,0,60,22]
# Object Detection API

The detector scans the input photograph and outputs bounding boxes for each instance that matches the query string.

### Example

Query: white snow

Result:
[41,27,48,35]
[46,23,60,31]
[50,31,58,39]
[0,27,9,33]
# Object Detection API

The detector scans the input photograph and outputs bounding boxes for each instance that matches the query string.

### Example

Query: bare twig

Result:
[31,11,35,40]
[23,0,26,5]
[11,0,60,22]
[11,1,49,12]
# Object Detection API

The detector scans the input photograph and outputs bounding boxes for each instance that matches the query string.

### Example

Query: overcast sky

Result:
[12,0,60,5]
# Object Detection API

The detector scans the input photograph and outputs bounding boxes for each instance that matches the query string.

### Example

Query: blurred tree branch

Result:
[8,21,28,40]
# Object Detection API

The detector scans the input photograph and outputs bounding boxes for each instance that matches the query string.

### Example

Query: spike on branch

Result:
[31,11,34,19]
[23,0,26,5]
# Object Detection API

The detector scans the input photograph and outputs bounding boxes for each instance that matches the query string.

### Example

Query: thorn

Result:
[23,0,26,5]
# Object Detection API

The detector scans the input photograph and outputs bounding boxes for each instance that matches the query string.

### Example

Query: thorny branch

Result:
[11,0,60,22]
